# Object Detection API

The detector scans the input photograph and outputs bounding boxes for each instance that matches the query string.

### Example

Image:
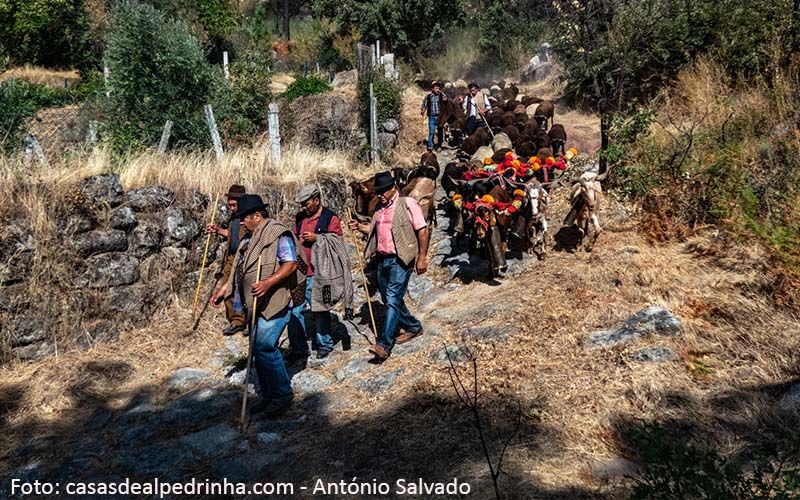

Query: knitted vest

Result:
[365,197,418,266]
[238,219,306,320]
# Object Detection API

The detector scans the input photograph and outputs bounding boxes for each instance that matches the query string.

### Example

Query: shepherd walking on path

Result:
[211,195,308,418]
[348,172,430,362]
[420,81,447,151]
[462,82,492,135]
[286,184,353,360]
[206,184,248,336]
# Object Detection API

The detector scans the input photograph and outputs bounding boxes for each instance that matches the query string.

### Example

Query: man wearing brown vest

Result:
[348,172,430,361]
[462,82,492,135]
[210,195,307,417]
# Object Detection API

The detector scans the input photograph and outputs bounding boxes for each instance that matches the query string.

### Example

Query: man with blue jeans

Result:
[286,184,347,360]
[349,172,430,361]
[421,81,446,150]
[211,194,306,417]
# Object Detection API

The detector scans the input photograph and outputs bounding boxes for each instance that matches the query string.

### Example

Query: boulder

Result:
[138,248,187,284]
[9,319,47,348]
[335,358,371,382]
[188,190,209,213]
[632,346,680,363]
[0,221,35,284]
[168,368,213,392]
[81,173,124,207]
[130,223,163,258]
[492,132,513,152]
[110,207,137,231]
[471,146,494,163]
[79,253,139,288]
[75,320,120,350]
[521,61,556,84]
[72,229,128,256]
[377,132,398,153]
[332,69,358,88]
[586,306,682,349]
[380,119,400,133]
[407,274,433,301]
[104,284,156,323]
[0,283,29,313]
[125,186,175,212]
[291,372,332,394]
[163,208,199,247]
[64,213,94,234]
[180,423,243,458]
[356,368,403,394]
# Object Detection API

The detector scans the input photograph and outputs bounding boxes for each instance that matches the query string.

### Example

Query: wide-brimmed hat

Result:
[226,184,246,199]
[372,171,395,193]
[295,184,320,204]
[234,194,266,219]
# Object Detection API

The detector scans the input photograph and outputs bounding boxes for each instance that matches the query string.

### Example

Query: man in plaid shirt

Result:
[420,81,447,150]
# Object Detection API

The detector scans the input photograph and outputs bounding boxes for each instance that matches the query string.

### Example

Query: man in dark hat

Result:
[348,172,429,362]
[206,184,247,335]
[420,81,447,151]
[462,82,492,135]
[211,195,307,417]
[285,184,349,360]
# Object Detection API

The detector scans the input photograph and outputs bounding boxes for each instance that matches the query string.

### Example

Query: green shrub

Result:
[629,423,800,499]
[358,72,402,125]
[0,78,63,153]
[102,0,216,151]
[0,0,92,68]
[282,76,332,101]
[213,48,273,145]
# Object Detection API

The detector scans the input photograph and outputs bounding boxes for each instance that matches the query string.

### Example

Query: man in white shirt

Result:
[461,82,492,135]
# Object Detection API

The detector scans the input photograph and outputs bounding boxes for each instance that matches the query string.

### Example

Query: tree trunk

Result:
[599,112,610,175]
[283,0,291,41]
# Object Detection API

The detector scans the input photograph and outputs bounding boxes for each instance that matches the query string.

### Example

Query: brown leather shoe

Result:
[395,329,423,345]
[368,344,390,359]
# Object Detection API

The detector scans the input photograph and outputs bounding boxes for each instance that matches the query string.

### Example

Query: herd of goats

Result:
[350,89,608,279]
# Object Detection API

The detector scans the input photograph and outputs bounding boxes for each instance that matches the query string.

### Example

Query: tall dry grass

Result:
[416,27,483,82]
[0,65,80,88]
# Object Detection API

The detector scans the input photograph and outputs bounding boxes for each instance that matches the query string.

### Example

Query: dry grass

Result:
[416,27,483,82]
[0,65,80,88]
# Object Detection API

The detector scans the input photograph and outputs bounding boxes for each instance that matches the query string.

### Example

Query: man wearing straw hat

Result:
[210,195,307,417]
[286,184,351,360]
[206,184,247,336]
[348,172,429,362]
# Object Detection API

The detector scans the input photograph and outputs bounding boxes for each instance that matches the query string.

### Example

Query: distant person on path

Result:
[348,172,429,362]
[462,82,492,135]
[205,184,247,336]
[210,195,307,418]
[420,81,447,151]
[286,184,353,361]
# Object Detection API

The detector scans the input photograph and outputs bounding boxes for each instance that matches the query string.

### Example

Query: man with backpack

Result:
[286,184,353,360]
[420,81,448,151]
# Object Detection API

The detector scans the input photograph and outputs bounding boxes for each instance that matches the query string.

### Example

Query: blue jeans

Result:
[252,306,293,399]
[376,255,422,352]
[288,277,334,353]
[427,115,443,149]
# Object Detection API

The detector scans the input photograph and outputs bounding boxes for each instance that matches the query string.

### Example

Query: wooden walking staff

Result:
[192,192,220,320]
[240,256,262,429]
[345,208,379,343]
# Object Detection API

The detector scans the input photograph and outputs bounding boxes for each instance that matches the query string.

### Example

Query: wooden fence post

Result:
[103,65,110,98]
[158,120,173,153]
[369,83,378,164]
[268,103,281,164]
[223,51,230,80]
[203,104,224,161]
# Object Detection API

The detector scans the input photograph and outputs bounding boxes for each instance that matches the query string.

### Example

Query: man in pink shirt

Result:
[349,172,430,361]
[286,184,347,360]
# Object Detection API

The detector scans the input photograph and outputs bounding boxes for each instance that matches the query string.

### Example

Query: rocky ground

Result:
[3,143,797,500]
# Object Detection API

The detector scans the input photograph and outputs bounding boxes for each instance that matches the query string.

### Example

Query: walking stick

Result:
[192,192,220,320]
[480,111,495,140]
[240,255,262,429]
[345,208,379,343]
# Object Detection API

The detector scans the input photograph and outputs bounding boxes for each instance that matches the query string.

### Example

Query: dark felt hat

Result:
[234,194,266,219]
[226,184,246,199]
[372,171,395,193]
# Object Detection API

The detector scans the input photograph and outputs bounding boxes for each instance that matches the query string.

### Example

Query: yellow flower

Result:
[452,194,463,201]
[511,159,521,168]
[513,189,525,197]
[481,194,495,204]
[568,147,578,155]
[512,200,522,209]
[532,163,541,171]
[484,157,493,165]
